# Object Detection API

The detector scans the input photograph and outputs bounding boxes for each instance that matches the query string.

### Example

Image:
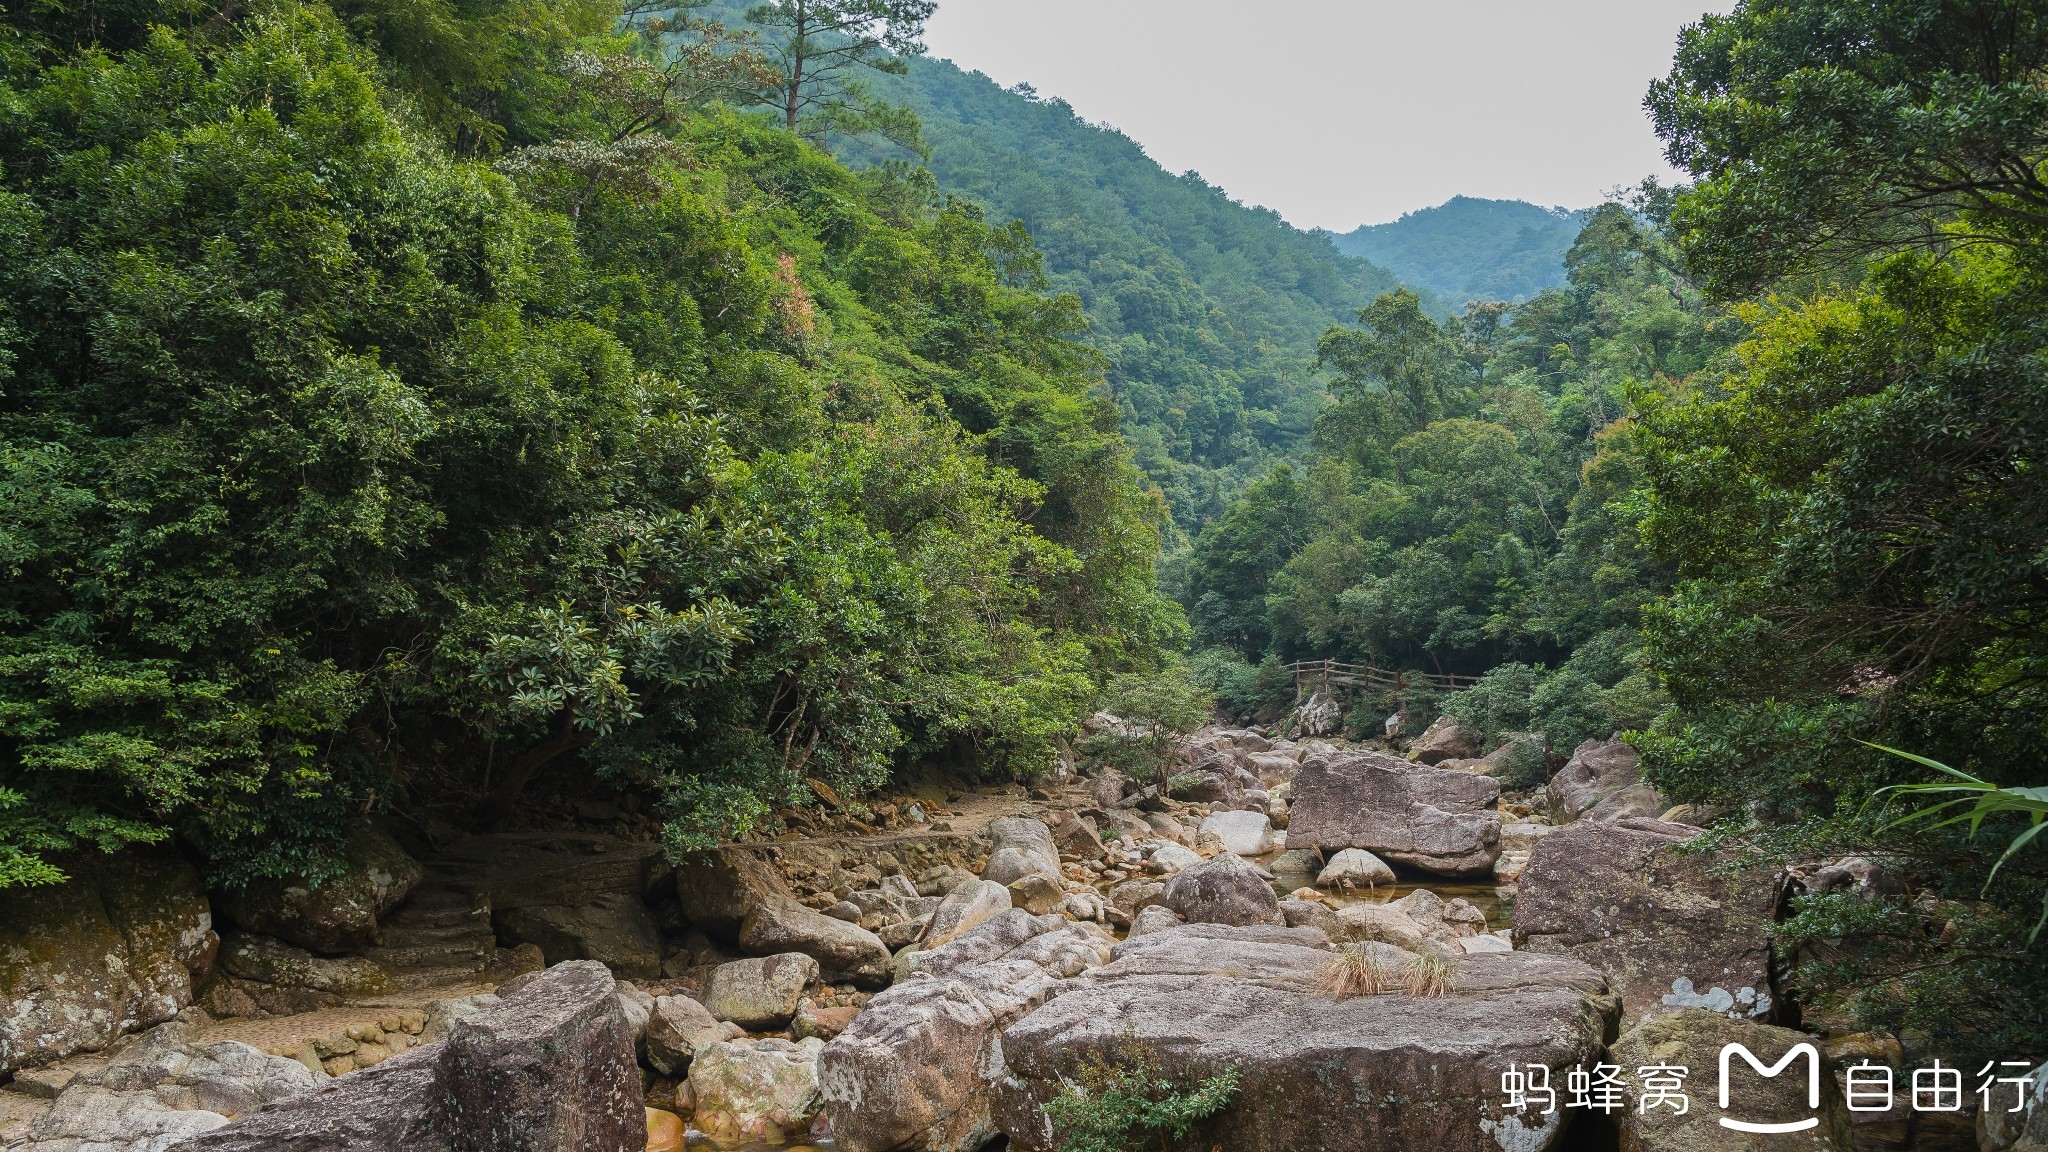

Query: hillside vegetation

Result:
[850,57,1408,527]
[0,0,1177,887]
[1333,196,1587,305]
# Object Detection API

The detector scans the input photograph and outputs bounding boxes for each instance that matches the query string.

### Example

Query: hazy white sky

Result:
[918,1,1733,231]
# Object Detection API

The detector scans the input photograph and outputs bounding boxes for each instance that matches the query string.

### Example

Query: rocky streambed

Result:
[2,721,2035,1152]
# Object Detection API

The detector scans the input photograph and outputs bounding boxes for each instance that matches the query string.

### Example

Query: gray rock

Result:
[1089,772,1125,811]
[1106,879,1167,922]
[1513,817,1778,1025]
[1197,811,1275,856]
[435,961,642,1152]
[689,1037,825,1145]
[1046,812,1105,862]
[1140,841,1201,875]
[1290,690,1341,737]
[1315,848,1395,890]
[491,892,661,981]
[1006,875,1066,916]
[739,898,891,986]
[217,932,391,997]
[1408,715,1481,765]
[817,913,1113,1152]
[1161,851,1281,927]
[22,1022,321,1152]
[215,822,421,955]
[177,963,640,1152]
[1612,1009,1854,1152]
[1268,848,1322,876]
[643,995,724,1077]
[703,954,818,1030]
[1546,739,1664,824]
[979,818,1061,888]
[417,994,500,1046]
[1286,749,1502,877]
[919,880,1013,950]
[1125,905,1184,939]
[1980,1058,2048,1152]
[991,927,1617,1152]
[672,847,794,943]
[614,983,654,1050]
[1,848,218,1074]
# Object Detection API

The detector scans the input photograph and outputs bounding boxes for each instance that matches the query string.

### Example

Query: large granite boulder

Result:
[435,961,642,1152]
[1046,812,1105,862]
[1611,1009,1854,1152]
[643,995,725,1077]
[1,848,219,1073]
[1196,811,1275,856]
[990,923,1619,1152]
[1160,851,1280,927]
[1513,817,1779,1025]
[918,880,1012,950]
[492,892,661,981]
[1546,739,1664,824]
[1286,749,1502,877]
[689,1037,825,1145]
[177,961,642,1152]
[818,911,1114,1152]
[703,954,817,1030]
[740,898,892,986]
[1316,848,1394,890]
[673,847,794,943]
[215,822,422,954]
[1409,715,1481,765]
[19,1021,321,1152]
[979,818,1061,888]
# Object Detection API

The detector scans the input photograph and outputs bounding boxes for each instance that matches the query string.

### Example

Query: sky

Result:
[917,0,1734,231]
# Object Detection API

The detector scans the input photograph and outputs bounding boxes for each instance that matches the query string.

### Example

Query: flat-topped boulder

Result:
[1513,817,1779,1025]
[1285,749,1502,877]
[990,923,1618,1152]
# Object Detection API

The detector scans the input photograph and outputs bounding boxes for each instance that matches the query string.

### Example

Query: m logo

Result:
[1718,1042,1821,1133]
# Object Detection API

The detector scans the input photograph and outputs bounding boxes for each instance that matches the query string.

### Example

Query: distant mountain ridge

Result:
[1333,196,1589,305]
[845,58,1408,527]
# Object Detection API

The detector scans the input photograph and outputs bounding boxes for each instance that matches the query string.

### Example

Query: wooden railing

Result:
[1283,659,1481,693]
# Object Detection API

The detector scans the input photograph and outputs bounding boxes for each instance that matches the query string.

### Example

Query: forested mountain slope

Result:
[845,58,1408,526]
[0,0,1178,885]
[1334,196,1587,305]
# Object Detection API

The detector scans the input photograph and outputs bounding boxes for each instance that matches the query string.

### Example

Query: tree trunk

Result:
[483,724,596,828]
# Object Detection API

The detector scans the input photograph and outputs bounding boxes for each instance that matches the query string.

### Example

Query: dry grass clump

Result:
[1405,952,1458,998]
[1316,946,1459,1000]
[1316,944,1396,999]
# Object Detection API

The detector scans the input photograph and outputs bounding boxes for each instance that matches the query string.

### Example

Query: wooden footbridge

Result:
[1284,659,1481,693]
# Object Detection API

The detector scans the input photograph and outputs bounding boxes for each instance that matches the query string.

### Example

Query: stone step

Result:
[362,935,491,971]
[366,883,495,979]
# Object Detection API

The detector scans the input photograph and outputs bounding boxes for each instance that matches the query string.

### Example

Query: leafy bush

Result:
[1041,1043,1241,1152]
[1078,658,1216,784]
